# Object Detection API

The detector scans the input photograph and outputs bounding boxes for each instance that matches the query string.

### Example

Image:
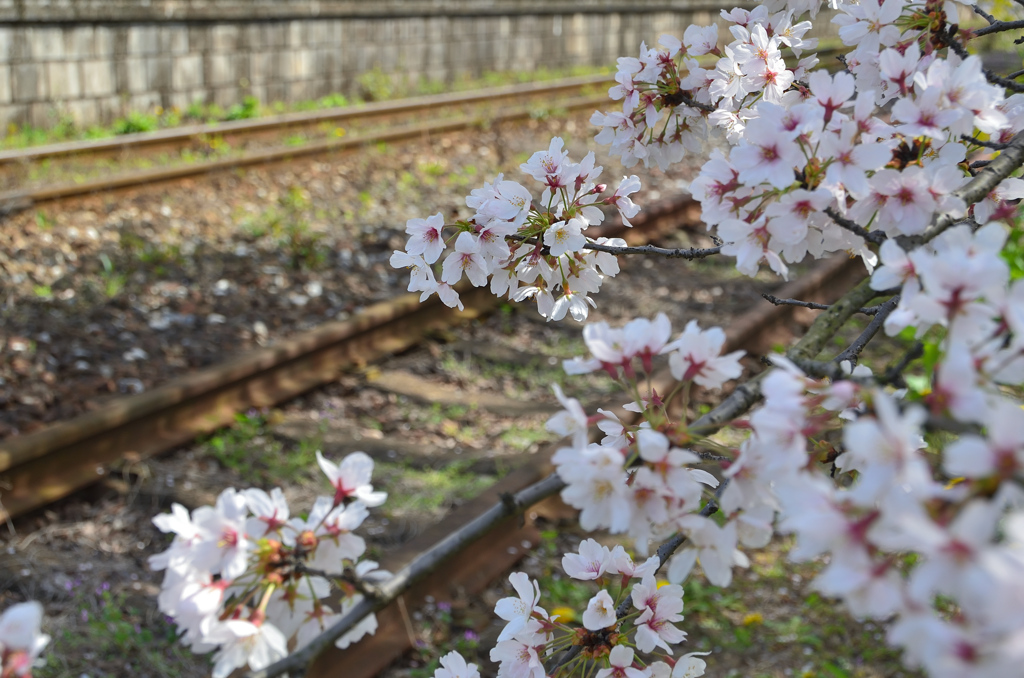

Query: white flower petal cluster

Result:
[490,546,704,678]
[593,1,1018,283]
[391,138,642,321]
[150,451,387,675]
[551,316,739,556]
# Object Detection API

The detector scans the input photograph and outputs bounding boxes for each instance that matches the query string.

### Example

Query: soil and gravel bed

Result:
[0,108,684,436]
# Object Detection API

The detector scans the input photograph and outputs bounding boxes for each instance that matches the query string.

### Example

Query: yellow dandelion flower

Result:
[550,606,577,623]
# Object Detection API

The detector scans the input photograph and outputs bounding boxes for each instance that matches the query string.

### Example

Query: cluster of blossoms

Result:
[391,138,642,321]
[591,2,1024,281]
[0,602,48,677]
[431,539,709,678]
[150,451,386,677]
[591,9,818,170]
[550,314,749,585]
[546,290,1024,675]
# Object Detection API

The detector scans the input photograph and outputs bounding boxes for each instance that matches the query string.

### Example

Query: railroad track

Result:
[0,74,614,208]
[0,190,864,522]
[0,46,847,209]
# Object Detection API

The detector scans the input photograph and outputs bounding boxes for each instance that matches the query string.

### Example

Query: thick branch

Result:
[786,277,883,363]
[254,272,895,678]
[248,473,566,678]
[824,207,886,244]
[902,130,1024,246]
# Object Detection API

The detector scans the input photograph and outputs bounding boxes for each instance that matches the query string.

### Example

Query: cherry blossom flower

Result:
[405,213,446,264]
[441,232,489,287]
[563,538,613,580]
[208,619,288,678]
[631,574,686,653]
[595,645,647,678]
[435,651,481,678]
[660,320,745,388]
[490,621,549,678]
[495,572,545,642]
[583,590,618,630]
[316,450,387,508]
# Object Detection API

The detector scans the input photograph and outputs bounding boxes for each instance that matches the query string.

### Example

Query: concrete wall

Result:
[0,1,832,129]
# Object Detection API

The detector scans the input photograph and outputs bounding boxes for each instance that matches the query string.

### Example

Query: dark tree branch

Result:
[974,17,1024,36]
[961,134,1009,150]
[509,235,722,260]
[940,30,1024,91]
[834,294,901,366]
[584,240,722,260]
[677,91,716,113]
[252,271,903,678]
[824,206,886,244]
[984,69,1024,93]
[972,4,998,24]
[880,341,924,389]
[787,294,901,380]
[761,293,886,315]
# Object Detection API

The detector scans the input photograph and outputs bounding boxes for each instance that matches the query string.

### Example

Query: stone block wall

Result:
[0,1,837,129]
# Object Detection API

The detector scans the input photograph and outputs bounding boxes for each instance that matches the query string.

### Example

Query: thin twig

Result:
[255,269,896,678]
[834,294,901,365]
[880,341,924,389]
[961,134,1009,150]
[512,233,722,260]
[984,69,1024,93]
[677,91,716,113]
[761,293,885,315]
[788,294,901,380]
[824,207,886,244]
[972,4,998,24]
[974,17,1024,36]
[584,240,722,260]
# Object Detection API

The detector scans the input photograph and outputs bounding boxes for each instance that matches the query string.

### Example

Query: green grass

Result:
[1,64,613,151]
[202,410,323,486]
[373,459,498,516]
[37,588,206,677]
[678,539,917,678]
